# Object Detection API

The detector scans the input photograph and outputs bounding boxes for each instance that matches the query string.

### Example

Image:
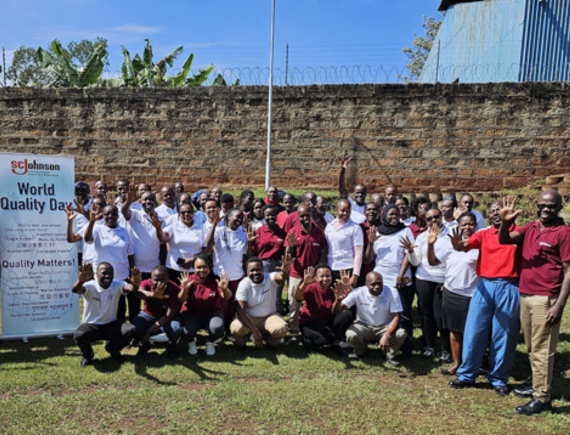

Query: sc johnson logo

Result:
[11,159,61,176]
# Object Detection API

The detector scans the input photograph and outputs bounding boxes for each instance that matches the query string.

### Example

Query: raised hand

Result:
[399,236,417,253]
[216,272,230,296]
[153,281,168,299]
[78,263,94,283]
[88,205,103,223]
[447,226,463,248]
[332,281,346,301]
[499,196,522,222]
[147,210,164,229]
[65,205,78,222]
[130,266,142,287]
[368,225,380,243]
[303,266,315,285]
[453,206,469,220]
[73,196,86,214]
[105,191,115,206]
[339,151,353,170]
[126,187,137,206]
[246,224,259,243]
[340,269,352,287]
[427,224,440,245]
[278,250,293,275]
[286,232,299,248]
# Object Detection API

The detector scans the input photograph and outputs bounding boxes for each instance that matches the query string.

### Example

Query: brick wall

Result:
[1,83,569,194]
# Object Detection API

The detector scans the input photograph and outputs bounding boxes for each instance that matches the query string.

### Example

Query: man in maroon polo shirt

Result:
[283,192,327,232]
[284,205,328,339]
[132,265,182,358]
[499,191,570,414]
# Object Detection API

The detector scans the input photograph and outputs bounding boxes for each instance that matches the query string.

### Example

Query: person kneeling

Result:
[342,271,406,367]
[230,255,291,350]
[132,265,182,358]
[72,262,140,366]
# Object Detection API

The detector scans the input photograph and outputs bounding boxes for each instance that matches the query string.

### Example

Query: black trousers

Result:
[397,284,415,355]
[73,321,136,360]
[300,309,355,347]
[416,278,450,353]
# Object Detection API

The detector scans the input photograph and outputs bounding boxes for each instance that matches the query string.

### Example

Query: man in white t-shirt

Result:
[230,255,292,350]
[72,262,141,367]
[121,190,165,280]
[342,271,407,366]
[155,186,177,221]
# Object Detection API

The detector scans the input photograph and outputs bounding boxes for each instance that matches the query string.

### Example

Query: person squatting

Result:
[66,156,570,416]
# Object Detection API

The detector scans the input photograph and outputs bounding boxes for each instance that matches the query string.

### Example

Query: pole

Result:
[435,40,441,83]
[285,43,289,86]
[265,0,276,190]
[2,47,6,86]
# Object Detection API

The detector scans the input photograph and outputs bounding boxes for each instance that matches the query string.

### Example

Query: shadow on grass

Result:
[0,336,76,367]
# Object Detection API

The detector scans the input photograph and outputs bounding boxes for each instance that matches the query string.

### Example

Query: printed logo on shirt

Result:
[312,243,320,247]
[539,241,553,248]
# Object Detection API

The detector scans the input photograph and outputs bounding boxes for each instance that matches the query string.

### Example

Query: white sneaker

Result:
[188,340,198,355]
[205,341,216,356]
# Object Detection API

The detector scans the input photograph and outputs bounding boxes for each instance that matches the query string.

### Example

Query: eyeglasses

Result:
[537,203,558,210]
[426,215,441,222]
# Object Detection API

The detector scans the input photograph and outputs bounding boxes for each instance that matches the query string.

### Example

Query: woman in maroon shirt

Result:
[408,196,432,239]
[295,264,348,353]
[178,254,231,356]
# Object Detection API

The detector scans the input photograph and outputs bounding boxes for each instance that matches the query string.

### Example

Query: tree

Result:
[401,15,442,83]
[6,38,108,86]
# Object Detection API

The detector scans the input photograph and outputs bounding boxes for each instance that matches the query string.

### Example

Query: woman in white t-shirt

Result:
[366,204,415,356]
[205,208,249,331]
[249,199,266,231]
[403,208,451,362]
[151,203,208,283]
[427,212,480,376]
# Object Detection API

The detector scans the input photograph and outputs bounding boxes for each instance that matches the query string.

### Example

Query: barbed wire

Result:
[2,63,570,87]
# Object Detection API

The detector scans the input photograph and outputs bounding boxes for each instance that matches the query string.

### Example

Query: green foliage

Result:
[7,38,108,87]
[401,15,442,83]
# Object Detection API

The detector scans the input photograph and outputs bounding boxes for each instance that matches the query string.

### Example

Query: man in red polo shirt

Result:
[132,265,182,358]
[285,205,328,339]
[499,191,570,414]
[283,192,327,232]
[448,201,522,396]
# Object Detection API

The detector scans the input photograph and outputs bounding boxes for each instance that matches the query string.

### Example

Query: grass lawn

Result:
[1,305,570,435]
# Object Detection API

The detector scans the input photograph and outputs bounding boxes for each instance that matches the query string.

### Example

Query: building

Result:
[421,0,570,83]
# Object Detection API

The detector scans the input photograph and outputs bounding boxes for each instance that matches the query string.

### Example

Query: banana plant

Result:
[37,40,107,87]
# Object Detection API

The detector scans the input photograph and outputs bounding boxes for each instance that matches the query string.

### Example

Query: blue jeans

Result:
[132,311,182,346]
[457,278,520,387]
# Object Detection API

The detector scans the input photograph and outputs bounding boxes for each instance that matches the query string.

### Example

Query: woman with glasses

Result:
[402,208,451,362]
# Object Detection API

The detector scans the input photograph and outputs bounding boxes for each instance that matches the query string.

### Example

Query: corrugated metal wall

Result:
[520,0,570,81]
[420,0,526,83]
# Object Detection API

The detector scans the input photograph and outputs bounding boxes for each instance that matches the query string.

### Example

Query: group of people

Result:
[65,154,570,416]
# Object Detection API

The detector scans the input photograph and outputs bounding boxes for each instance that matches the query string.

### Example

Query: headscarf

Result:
[377,204,406,235]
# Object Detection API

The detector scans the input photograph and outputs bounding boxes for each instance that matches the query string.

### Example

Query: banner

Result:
[0,153,79,339]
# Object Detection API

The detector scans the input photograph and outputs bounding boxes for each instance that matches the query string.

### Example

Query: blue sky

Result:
[1,0,442,84]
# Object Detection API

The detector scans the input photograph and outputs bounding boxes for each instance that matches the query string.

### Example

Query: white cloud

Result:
[108,24,162,35]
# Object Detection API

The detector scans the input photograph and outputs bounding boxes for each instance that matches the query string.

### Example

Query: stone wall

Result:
[1,83,569,193]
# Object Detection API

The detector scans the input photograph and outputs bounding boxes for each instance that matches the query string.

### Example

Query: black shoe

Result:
[288,335,299,345]
[338,341,353,353]
[421,347,436,360]
[386,358,401,368]
[493,385,509,397]
[449,378,474,389]
[166,344,178,358]
[105,344,124,364]
[516,399,551,415]
[514,386,535,398]
[235,344,247,352]
[136,342,151,358]
[438,351,453,364]
[80,357,93,367]
[330,342,344,355]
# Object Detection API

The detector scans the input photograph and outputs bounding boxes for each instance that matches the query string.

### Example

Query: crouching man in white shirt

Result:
[230,254,292,350]
[342,271,407,367]
[72,262,141,367]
